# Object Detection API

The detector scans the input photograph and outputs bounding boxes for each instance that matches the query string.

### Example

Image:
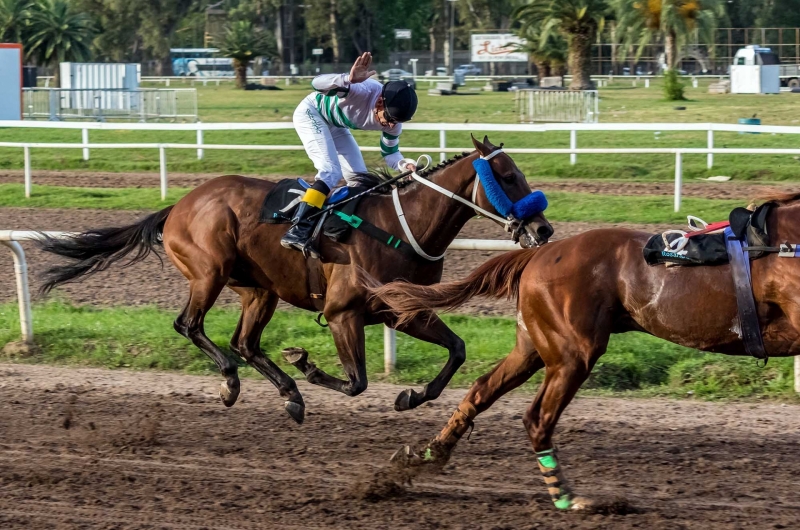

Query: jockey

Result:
[281,52,419,253]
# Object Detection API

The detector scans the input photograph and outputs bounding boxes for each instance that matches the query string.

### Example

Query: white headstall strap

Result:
[390,150,511,261]
[392,187,446,261]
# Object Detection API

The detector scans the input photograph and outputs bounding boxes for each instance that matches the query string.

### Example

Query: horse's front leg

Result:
[282,310,368,397]
[389,313,466,411]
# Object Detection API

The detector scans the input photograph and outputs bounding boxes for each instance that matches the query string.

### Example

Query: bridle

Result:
[391,149,546,261]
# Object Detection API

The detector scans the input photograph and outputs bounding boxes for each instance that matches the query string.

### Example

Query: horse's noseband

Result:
[472,152,548,229]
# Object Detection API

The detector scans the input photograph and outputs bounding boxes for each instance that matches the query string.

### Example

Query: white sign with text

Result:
[470,34,528,62]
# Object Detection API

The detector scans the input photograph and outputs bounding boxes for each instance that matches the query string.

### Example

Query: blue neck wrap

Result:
[472,158,548,220]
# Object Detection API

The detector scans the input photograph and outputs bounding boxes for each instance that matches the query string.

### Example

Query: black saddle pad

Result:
[643,232,728,266]
[259,179,368,242]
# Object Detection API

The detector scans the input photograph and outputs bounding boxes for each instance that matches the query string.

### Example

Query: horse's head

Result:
[471,135,553,247]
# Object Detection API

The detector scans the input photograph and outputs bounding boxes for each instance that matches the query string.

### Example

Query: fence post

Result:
[645,79,650,88]
[82,128,89,161]
[795,356,800,393]
[23,145,31,198]
[707,128,714,169]
[197,125,204,160]
[159,146,168,201]
[1,241,34,345]
[439,129,446,162]
[674,151,682,212]
[570,129,577,165]
[384,325,397,374]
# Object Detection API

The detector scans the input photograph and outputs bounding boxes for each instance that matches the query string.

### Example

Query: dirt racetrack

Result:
[1,363,798,529]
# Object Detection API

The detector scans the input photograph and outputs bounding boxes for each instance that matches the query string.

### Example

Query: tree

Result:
[512,24,567,78]
[614,0,724,99]
[26,0,95,85]
[514,0,609,90]
[0,0,33,44]
[614,0,724,72]
[219,20,275,88]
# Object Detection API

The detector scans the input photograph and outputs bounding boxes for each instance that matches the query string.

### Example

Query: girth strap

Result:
[724,227,767,361]
[331,209,421,261]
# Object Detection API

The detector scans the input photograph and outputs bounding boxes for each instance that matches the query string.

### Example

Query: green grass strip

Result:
[0,183,743,224]
[0,301,796,400]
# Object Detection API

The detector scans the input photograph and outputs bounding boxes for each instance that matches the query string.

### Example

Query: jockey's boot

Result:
[280,181,330,253]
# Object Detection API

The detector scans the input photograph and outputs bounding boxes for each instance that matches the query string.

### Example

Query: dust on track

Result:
[0,363,797,529]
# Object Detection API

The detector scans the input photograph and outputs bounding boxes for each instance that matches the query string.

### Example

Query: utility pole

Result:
[447,0,457,75]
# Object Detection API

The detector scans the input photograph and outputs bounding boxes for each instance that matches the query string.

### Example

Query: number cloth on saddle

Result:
[643,203,773,267]
[259,178,369,241]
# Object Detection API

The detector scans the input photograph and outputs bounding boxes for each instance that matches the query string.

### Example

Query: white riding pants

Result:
[294,96,367,189]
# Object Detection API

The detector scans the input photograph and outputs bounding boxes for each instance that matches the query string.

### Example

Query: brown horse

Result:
[38,136,553,424]
[372,194,800,510]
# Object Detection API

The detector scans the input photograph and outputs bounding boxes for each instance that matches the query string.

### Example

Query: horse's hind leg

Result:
[232,287,306,424]
[393,327,543,467]
[174,275,241,406]
[389,313,467,411]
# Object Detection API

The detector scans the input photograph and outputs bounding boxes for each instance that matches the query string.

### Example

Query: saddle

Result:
[642,203,772,267]
[643,203,774,362]
[259,179,367,241]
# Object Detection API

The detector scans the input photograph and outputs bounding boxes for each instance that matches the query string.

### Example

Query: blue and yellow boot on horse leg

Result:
[280,181,330,257]
[536,447,594,510]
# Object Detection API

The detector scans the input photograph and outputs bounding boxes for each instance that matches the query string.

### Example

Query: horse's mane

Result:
[349,151,473,195]
[756,191,800,206]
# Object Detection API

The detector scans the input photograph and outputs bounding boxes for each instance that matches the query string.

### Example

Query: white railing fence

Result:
[2,120,800,209]
[2,231,798,391]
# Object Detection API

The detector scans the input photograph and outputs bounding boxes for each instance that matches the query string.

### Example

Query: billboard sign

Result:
[470,34,528,62]
[394,29,412,39]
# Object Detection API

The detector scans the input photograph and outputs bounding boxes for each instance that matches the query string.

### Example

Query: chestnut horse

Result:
[372,194,800,511]
[38,136,553,424]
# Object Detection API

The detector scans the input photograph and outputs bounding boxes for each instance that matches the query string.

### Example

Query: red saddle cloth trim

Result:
[685,221,730,238]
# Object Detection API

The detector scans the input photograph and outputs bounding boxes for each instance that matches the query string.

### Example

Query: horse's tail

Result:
[38,206,174,293]
[370,248,537,325]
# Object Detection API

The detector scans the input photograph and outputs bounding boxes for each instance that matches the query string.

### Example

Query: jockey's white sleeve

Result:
[311,73,350,96]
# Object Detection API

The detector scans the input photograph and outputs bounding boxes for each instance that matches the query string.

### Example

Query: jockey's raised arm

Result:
[281,51,419,254]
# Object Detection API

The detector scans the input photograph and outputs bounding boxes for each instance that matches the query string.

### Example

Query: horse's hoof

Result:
[281,347,309,366]
[219,381,240,408]
[390,445,420,466]
[284,401,305,424]
[569,496,595,511]
[394,388,420,411]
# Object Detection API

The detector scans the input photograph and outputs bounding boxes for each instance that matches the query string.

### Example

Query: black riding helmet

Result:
[382,81,418,123]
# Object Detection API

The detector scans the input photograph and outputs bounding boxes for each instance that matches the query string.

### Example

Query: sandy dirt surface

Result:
[2,169,798,199]
[0,363,797,529]
[0,208,672,316]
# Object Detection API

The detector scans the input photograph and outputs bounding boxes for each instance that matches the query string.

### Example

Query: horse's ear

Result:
[483,135,497,150]
[471,133,491,156]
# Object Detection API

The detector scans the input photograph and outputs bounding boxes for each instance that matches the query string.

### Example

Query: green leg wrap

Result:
[536,448,575,510]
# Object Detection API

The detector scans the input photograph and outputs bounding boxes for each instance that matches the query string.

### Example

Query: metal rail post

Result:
[23,145,31,198]
[82,128,89,161]
[159,146,168,201]
[674,151,683,212]
[707,128,714,169]
[384,326,397,374]
[570,129,577,165]
[1,241,33,344]
[197,125,204,160]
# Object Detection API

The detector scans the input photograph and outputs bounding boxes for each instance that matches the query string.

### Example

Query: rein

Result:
[392,148,548,261]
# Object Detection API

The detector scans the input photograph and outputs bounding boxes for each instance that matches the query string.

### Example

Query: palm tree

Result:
[219,21,275,89]
[26,0,94,86]
[513,0,610,90]
[512,25,567,79]
[614,0,724,73]
[0,0,33,43]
